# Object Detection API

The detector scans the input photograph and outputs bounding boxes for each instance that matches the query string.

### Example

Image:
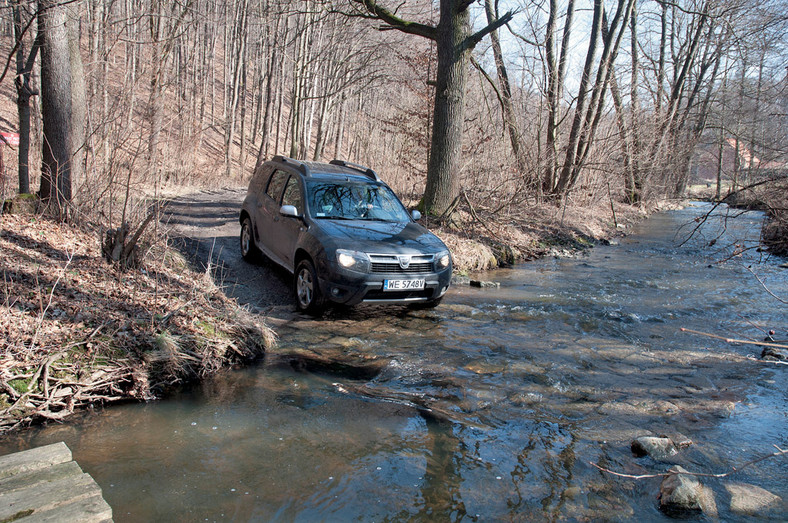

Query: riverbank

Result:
[0,212,275,434]
[432,196,681,272]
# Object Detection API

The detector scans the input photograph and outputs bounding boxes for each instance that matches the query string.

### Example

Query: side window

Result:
[281,177,304,215]
[265,170,289,202]
[250,165,272,195]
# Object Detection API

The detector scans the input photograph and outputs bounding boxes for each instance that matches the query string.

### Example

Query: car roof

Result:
[267,156,381,182]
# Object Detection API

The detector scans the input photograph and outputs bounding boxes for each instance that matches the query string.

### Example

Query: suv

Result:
[240,156,452,313]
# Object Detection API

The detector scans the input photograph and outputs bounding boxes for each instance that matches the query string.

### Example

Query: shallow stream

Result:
[2,203,787,521]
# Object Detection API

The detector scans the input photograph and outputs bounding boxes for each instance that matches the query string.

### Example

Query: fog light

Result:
[332,287,340,296]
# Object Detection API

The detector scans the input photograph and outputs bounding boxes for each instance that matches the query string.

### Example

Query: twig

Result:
[607,182,618,228]
[746,266,788,305]
[462,191,498,238]
[591,445,788,480]
[30,251,74,348]
[680,328,788,350]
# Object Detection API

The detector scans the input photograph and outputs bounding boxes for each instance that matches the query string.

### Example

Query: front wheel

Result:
[294,259,325,315]
[240,217,259,261]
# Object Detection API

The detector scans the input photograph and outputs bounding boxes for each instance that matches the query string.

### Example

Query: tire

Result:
[240,217,260,261]
[294,259,325,314]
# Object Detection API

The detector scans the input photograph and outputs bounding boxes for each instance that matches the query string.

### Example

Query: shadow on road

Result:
[161,189,294,314]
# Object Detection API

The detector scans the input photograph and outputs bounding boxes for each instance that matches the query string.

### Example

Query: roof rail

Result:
[272,155,311,176]
[329,159,381,182]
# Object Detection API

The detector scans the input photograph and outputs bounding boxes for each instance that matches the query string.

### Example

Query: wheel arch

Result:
[294,248,313,268]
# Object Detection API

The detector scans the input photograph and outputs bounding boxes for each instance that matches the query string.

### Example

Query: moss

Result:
[196,320,217,337]
[9,378,32,394]
[2,508,36,522]
[2,194,38,214]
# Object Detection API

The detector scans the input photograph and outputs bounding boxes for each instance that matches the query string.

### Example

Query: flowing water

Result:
[2,203,787,521]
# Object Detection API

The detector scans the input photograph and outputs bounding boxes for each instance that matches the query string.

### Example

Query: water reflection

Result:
[1,204,786,521]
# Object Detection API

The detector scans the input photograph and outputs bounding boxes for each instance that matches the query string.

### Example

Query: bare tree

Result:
[347,0,512,216]
[11,0,39,195]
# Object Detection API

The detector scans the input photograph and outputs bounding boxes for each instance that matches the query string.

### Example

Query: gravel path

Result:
[162,187,296,319]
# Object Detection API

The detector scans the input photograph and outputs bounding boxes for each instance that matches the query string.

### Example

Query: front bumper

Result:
[317,265,452,306]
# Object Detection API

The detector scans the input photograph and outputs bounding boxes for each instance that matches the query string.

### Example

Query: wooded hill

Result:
[0,0,786,242]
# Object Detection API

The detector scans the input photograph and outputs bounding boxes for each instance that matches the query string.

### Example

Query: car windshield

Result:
[306,181,411,222]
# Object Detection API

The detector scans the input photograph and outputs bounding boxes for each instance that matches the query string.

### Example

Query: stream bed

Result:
[1,203,786,521]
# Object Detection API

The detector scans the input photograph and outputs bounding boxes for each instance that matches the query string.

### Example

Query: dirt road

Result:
[163,187,295,318]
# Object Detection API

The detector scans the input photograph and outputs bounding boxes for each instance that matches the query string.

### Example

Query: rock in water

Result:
[631,436,679,461]
[761,346,787,361]
[659,466,703,517]
[725,483,784,517]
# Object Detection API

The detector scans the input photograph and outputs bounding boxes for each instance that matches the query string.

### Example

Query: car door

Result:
[256,169,290,265]
[271,175,305,270]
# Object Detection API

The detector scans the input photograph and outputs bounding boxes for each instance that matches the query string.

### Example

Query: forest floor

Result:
[0,209,275,434]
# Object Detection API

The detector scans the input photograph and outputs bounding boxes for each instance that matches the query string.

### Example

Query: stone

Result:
[725,482,784,517]
[659,466,703,517]
[631,436,679,461]
[761,346,787,361]
[1,194,37,214]
[661,432,693,449]
[470,280,500,288]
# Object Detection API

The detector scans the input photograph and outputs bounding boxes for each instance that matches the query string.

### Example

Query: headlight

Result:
[336,249,370,273]
[436,250,451,269]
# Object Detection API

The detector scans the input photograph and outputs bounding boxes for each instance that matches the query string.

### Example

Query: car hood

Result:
[313,219,447,254]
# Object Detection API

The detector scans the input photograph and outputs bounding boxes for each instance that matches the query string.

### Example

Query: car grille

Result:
[369,254,434,274]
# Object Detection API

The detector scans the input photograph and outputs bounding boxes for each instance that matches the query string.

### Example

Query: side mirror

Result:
[411,209,422,221]
[280,205,300,218]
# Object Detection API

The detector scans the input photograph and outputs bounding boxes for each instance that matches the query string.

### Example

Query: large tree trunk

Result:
[351,0,512,217]
[423,0,472,216]
[39,0,73,218]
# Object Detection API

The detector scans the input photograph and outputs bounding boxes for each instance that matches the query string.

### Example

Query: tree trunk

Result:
[423,0,472,216]
[39,0,73,218]
[483,0,529,191]
[543,0,575,196]
[68,1,86,192]
[12,0,38,195]
[352,0,512,216]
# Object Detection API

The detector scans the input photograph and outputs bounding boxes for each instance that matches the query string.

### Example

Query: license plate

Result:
[383,279,425,291]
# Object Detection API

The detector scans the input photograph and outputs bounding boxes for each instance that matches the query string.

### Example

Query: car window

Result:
[307,181,410,222]
[281,177,304,215]
[250,165,272,196]
[265,170,289,202]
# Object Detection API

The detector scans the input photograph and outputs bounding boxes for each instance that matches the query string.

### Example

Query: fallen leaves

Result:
[1,213,275,433]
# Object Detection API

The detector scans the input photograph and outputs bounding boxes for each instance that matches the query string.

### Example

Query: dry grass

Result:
[0,211,275,433]
[430,195,666,272]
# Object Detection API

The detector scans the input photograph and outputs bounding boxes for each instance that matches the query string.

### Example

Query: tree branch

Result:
[591,445,788,480]
[465,10,515,50]
[350,0,437,40]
